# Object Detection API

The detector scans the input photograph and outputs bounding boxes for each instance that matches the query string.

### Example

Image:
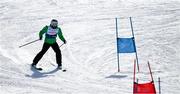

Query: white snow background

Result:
[0,0,180,94]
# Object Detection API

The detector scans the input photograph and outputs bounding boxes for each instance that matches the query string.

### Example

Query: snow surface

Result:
[0,0,180,94]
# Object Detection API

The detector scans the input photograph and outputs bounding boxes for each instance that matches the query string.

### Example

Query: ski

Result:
[31,65,43,71]
[30,64,66,72]
[57,67,66,72]
[62,69,67,72]
[57,66,66,72]
[34,67,43,71]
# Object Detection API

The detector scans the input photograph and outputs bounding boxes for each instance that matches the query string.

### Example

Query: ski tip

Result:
[35,68,43,71]
[62,69,66,72]
[38,68,43,71]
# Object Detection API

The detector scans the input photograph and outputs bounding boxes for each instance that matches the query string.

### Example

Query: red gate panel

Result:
[133,81,156,94]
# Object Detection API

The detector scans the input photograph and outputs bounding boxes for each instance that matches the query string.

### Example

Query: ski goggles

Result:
[50,21,58,27]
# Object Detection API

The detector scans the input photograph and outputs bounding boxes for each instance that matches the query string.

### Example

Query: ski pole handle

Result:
[19,39,40,48]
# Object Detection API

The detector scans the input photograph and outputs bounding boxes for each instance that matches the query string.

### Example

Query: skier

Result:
[32,19,66,70]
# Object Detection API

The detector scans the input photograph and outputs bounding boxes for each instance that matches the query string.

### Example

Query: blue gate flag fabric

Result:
[117,37,136,53]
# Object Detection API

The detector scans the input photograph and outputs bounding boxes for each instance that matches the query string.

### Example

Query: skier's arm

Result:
[57,28,66,43]
[39,26,48,39]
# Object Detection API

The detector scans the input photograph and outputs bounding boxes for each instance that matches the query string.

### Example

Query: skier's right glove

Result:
[39,36,42,40]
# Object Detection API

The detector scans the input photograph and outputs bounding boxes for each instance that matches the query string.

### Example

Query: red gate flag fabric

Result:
[133,60,156,94]
[133,81,156,94]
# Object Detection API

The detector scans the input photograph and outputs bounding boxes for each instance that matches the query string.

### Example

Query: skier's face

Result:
[51,21,58,27]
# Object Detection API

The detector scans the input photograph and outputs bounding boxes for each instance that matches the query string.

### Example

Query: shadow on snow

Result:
[105,74,128,79]
[25,66,59,78]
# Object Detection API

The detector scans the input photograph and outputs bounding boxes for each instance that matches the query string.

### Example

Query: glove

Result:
[39,36,42,40]
[63,40,67,44]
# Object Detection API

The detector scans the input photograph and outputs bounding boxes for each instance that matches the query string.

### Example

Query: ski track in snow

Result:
[0,0,180,94]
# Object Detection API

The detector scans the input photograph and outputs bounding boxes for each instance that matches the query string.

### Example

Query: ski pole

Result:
[19,39,40,48]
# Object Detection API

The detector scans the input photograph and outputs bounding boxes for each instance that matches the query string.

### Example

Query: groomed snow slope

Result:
[0,0,180,94]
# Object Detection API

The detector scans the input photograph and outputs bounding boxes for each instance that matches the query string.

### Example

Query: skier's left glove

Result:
[63,40,67,44]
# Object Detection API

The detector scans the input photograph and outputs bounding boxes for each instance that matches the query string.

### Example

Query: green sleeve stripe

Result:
[58,27,65,41]
[39,26,48,38]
